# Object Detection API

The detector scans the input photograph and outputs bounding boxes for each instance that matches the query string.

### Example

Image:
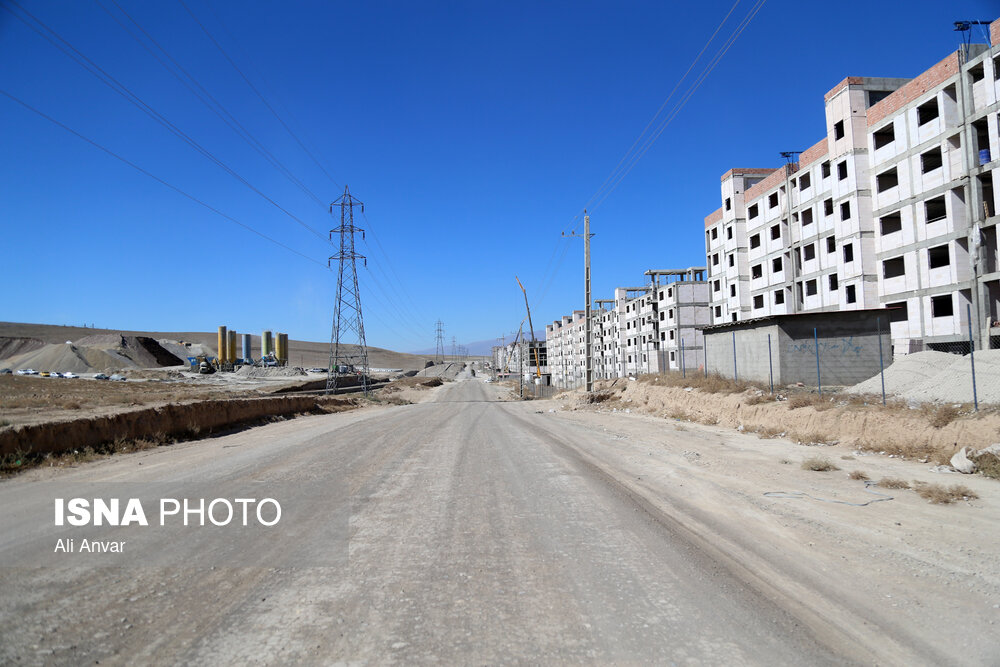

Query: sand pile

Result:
[847,349,1000,404]
[1,334,184,374]
[157,339,216,361]
[234,365,307,378]
[75,335,183,368]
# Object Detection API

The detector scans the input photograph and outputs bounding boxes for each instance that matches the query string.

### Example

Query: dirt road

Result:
[1,378,996,664]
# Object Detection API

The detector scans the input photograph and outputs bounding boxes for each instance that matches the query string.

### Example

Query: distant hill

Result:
[411,332,545,357]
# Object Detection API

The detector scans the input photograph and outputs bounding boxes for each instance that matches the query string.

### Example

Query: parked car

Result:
[0,368,11,375]
[40,371,51,378]
[94,373,109,380]
[17,368,39,376]
[49,372,63,378]
[109,374,127,382]
[62,372,79,379]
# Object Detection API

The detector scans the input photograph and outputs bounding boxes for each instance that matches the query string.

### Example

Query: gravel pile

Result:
[847,349,1000,404]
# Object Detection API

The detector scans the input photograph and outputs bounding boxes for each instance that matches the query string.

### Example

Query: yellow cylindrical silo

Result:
[263,330,273,358]
[275,332,284,364]
[228,330,237,363]
[217,326,227,363]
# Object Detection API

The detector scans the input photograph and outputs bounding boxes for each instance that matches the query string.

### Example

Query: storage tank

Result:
[282,333,289,364]
[276,332,288,364]
[262,330,273,358]
[228,330,237,364]
[217,326,227,363]
[242,333,252,362]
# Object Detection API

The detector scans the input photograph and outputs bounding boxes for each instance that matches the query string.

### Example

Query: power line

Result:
[96,0,328,211]
[0,88,325,267]
[1,0,328,243]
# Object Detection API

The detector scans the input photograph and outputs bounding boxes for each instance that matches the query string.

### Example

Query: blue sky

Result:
[1,1,996,352]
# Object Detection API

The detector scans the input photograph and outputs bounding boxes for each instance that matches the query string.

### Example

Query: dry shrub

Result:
[912,481,979,504]
[923,404,962,428]
[802,456,839,472]
[848,470,870,481]
[587,392,613,404]
[971,452,1000,480]
[855,439,951,465]
[757,426,784,439]
[637,371,759,395]
[877,477,911,489]
[746,393,775,405]
[787,394,819,410]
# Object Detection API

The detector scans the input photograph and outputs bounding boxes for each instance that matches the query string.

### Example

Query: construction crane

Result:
[515,276,542,377]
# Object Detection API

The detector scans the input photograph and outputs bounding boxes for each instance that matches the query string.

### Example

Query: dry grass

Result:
[786,394,822,410]
[587,391,614,404]
[848,470,870,481]
[637,372,763,395]
[855,439,952,465]
[756,426,784,439]
[801,456,839,472]
[971,452,1000,480]
[912,481,979,504]
[877,477,911,489]
[922,404,963,428]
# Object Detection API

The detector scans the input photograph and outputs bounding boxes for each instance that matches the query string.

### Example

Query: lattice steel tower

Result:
[435,320,445,363]
[327,186,369,395]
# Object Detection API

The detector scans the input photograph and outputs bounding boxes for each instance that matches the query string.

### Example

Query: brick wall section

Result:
[867,52,959,126]
[992,18,1000,46]
[704,207,723,228]
[744,163,796,202]
[824,76,866,102]
[720,167,774,182]
[797,138,829,169]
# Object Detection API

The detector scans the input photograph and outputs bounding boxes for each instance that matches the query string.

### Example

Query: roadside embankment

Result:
[0,395,357,458]
[567,377,1000,466]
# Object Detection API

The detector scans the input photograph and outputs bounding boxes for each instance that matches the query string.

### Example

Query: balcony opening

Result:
[821,161,831,178]
[731,313,738,322]
[805,279,817,296]
[838,161,848,180]
[802,208,813,226]
[843,243,854,262]
[867,89,892,107]
[826,236,836,253]
[711,227,718,240]
[730,284,736,297]
[846,284,857,304]
[931,294,953,318]
[824,198,834,216]
[979,173,995,218]
[727,226,733,239]
[928,244,950,269]
[728,254,734,267]
[829,274,838,291]
[880,212,903,235]
[877,168,899,192]
[887,301,908,322]
[768,192,779,208]
[841,201,851,220]
[753,295,764,309]
[873,123,895,149]
[925,196,947,223]
[973,118,990,159]
[883,256,906,278]
[834,120,845,139]
[774,289,785,305]
[770,224,780,240]
[921,147,943,173]
[748,204,758,219]
[772,257,782,273]
[799,172,811,190]
[803,243,816,261]
[749,233,760,249]
[725,197,731,211]
[917,98,939,125]
[751,264,763,279]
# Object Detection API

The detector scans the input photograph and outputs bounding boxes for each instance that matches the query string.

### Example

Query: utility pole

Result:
[327,186,370,396]
[563,212,594,392]
[435,320,445,364]
[451,336,457,359]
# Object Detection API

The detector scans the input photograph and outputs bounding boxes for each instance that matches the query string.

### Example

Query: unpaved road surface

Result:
[1,378,996,664]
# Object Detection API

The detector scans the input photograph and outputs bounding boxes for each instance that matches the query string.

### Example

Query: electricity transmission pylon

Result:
[327,186,369,396]
[435,320,445,363]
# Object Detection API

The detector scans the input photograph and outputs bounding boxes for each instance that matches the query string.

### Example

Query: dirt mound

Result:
[75,334,183,368]
[848,349,1000,404]
[234,365,307,378]
[157,339,216,361]
[2,343,131,374]
[0,337,45,361]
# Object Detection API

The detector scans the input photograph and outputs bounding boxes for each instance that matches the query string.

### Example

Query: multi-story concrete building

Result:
[705,18,1000,355]
[650,268,711,372]
[867,37,999,352]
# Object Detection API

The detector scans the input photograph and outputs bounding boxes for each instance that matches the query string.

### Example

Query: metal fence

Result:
[698,308,994,409]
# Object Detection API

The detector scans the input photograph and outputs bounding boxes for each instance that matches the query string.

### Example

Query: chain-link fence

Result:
[698,308,996,409]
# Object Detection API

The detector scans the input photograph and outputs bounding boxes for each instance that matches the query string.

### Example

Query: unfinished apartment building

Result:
[867,32,1000,352]
[705,77,908,326]
[545,269,709,385]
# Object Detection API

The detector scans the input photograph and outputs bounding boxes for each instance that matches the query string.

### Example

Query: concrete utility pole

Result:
[564,212,594,392]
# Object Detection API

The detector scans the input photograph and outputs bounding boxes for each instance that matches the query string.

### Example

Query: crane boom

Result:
[515,276,541,377]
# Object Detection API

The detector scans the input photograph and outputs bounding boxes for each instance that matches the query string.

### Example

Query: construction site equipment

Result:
[228,330,237,364]
[262,330,273,358]
[217,326,227,364]
[276,333,289,365]
[515,276,542,377]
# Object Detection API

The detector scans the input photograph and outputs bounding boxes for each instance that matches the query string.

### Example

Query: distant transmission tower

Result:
[451,336,457,359]
[435,320,445,363]
[327,186,370,396]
